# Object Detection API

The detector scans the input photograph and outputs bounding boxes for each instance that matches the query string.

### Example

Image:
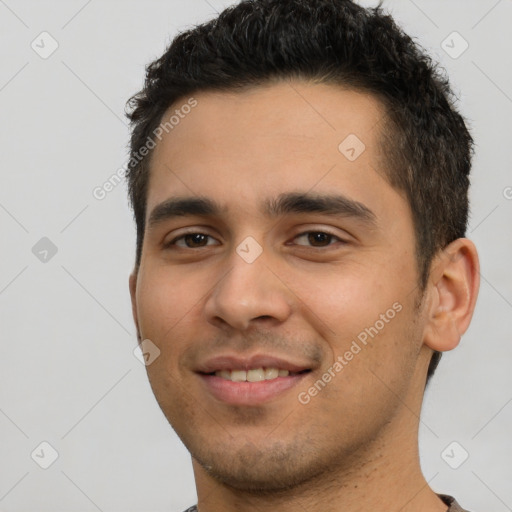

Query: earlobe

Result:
[129,271,141,342]
[423,238,480,353]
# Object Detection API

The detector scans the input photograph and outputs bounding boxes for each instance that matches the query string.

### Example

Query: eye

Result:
[166,232,219,249]
[292,231,346,248]
[164,230,347,250]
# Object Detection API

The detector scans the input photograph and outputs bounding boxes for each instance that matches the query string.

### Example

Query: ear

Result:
[129,270,141,342]
[423,238,480,352]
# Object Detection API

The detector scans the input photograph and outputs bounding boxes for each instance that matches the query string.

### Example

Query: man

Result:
[125,1,480,510]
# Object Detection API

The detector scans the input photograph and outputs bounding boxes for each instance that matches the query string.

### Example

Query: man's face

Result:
[130,81,431,491]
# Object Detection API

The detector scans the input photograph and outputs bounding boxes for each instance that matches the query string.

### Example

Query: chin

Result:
[191,440,329,494]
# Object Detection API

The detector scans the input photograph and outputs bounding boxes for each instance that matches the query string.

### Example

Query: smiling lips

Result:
[196,353,313,405]
[214,367,297,382]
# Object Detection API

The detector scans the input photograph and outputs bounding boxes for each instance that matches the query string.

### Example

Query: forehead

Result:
[146,81,400,223]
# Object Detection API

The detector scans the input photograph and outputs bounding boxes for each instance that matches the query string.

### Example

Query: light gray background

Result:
[0,0,511,510]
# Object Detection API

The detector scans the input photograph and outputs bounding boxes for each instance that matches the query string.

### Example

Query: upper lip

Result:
[196,353,314,374]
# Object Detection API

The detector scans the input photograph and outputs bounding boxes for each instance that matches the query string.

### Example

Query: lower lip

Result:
[198,373,309,405]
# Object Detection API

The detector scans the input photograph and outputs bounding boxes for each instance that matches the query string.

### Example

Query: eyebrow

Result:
[147,192,378,229]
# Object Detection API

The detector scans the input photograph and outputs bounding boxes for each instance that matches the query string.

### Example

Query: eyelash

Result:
[165,230,347,250]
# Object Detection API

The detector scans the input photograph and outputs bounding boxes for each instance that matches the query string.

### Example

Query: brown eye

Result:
[166,233,218,249]
[294,231,344,248]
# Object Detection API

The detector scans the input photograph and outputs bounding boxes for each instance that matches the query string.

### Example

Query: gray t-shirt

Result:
[182,493,471,511]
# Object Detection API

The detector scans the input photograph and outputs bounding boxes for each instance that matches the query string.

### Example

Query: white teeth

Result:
[247,368,266,382]
[264,367,279,379]
[230,370,247,382]
[214,367,291,381]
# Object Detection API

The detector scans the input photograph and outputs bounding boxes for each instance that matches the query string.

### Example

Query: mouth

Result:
[196,354,314,405]
[204,367,311,382]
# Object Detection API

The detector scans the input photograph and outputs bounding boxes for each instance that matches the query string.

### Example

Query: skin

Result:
[129,80,480,512]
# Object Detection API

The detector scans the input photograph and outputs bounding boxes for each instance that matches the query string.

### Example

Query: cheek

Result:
[299,260,417,375]
[294,259,392,333]
[135,271,203,409]
[136,268,202,352]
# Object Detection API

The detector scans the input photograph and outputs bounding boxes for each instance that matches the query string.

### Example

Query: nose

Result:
[204,247,294,332]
